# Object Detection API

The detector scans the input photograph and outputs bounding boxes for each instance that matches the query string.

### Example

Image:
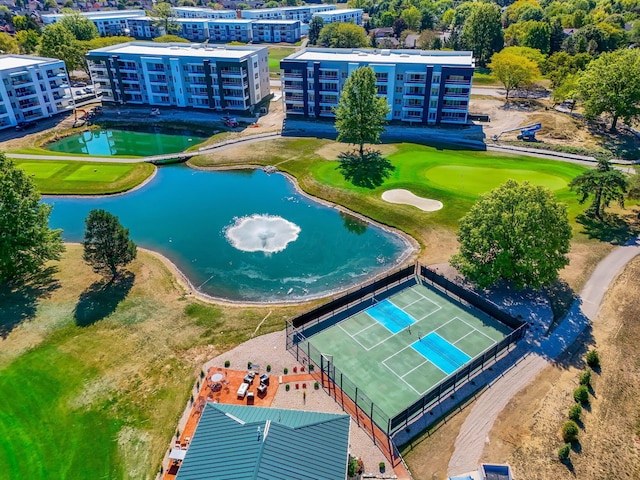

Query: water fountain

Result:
[225,214,301,253]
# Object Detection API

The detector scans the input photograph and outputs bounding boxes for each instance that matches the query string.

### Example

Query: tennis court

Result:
[302,283,513,418]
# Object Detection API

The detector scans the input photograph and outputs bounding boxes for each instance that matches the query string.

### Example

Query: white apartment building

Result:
[312,9,364,26]
[251,20,301,43]
[207,19,253,42]
[87,42,270,112]
[41,10,146,36]
[241,5,336,22]
[173,6,236,19]
[0,55,73,130]
[280,48,474,126]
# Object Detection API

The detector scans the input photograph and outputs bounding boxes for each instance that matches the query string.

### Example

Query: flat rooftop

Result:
[42,10,145,20]
[253,19,300,24]
[288,48,474,67]
[0,54,60,71]
[88,42,267,59]
[314,8,363,15]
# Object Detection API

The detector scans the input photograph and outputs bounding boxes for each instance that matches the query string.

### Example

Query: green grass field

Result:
[15,160,155,195]
[268,46,297,74]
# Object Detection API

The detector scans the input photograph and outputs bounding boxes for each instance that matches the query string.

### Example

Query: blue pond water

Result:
[45,165,410,302]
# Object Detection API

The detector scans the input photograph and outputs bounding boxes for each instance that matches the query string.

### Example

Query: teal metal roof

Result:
[175,403,350,480]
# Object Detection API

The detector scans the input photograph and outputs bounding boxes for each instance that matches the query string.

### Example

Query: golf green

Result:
[64,165,134,182]
[425,165,569,196]
[16,162,68,179]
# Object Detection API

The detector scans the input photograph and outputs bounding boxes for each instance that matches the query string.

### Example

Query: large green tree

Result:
[39,24,85,73]
[489,50,540,100]
[149,2,181,35]
[461,2,503,67]
[0,32,19,54]
[318,22,369,48]
[308,16,324,45]
[83,209,137,281]
[577,49,640,132]
[59,10,99,41]
[569,160,629,219]
[16,29,40,54]
[334,66,390,159]
[451,180,572,289]
[0,154,65,284]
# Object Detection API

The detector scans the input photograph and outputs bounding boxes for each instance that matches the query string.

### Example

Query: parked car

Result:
[72,82,87,87]
[84,86,94,94]
[15,120,36,131]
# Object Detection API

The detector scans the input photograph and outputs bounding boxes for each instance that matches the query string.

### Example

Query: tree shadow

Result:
[336,149,395,189]
[570,440,583,454]
[560,457,575,474]
[0,266,61,339]
[339,211,368,235]
[544,280,578,328]
[74,272,135,327]
[548,322,596,370]
[576,212,640,245]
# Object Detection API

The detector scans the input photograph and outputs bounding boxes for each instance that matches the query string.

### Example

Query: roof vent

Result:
[400,54,410,57]
[381,49,391,56]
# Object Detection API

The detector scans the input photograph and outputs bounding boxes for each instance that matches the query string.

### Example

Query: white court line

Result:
[456,316,497,343]
[338,323,376,351]
[381,356,422,395]
[451,329,476,346]
[350,317,380,336]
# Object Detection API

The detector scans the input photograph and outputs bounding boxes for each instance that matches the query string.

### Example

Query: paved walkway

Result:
[447,235,640,476]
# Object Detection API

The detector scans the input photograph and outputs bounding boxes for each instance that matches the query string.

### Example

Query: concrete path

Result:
[447,235,640,476]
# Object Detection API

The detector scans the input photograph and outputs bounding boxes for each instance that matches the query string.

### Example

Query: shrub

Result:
[558,443,571,461]
[347,458,358,477]
[579,369,591,386]
[568,404,582,422]
[562,421,579,442]
[284,367,288,374]
[285,384,290,391]
[200,370,205,379]
[224,360,230,368]
[574,385,589,404]
[309,364,314,371]
[379,461,386,472]
[585,350,600,368]
[314,381,319,390]
[266,364,271,372]
[247,361,252,369]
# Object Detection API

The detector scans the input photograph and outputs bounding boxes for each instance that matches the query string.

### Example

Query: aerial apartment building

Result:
[41,10,146,36]
[251,20,301,43]
[241,4,337,22]
[280,48,474,126]
[126,17,163,40]
[87,42,270,112]
[207,19,254,42]
[0,55,73,130]
[0,55,74,129]
[173,6,236,19]
[312,8,364,26]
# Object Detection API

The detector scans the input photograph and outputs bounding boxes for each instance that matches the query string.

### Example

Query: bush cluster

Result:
[562,421,580,442]
[585,350,600,369]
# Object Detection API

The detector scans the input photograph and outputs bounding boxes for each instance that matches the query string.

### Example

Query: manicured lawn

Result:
[0,246,304,480]
[15,160,155,195]
[268,46,296,74]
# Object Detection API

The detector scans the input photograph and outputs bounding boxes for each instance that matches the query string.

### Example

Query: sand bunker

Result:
[381,189,443,212]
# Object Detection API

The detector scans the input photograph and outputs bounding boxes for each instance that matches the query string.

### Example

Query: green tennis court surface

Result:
[302,283,513,418]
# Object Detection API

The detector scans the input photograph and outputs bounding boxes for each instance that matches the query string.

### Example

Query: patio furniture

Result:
[247,391,254,404]
[237,382,249,398]
[259,373,269,385]
[257,383,267,395]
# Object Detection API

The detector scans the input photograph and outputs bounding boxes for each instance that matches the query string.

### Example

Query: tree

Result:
[16,29,40,54]
[401,6,422,32]
[59,10,99,41]
[83,209,137,280]
[334,66,390,159]
[562,421,580,442]
[451,180,572,289]
[461,2,503,67]
[393,17,408,38]
[577,49,640,132]
[13,15,40,32]
[488,50,540,100]
[0,32,19,54]
[521,21,551,54]
[569,159,629,219]
[149,2,180,35]
[308,16,324,45]
[318,23,369,48]
[39,24,85,73]
[0,154,64,284]
[153,34,189,43]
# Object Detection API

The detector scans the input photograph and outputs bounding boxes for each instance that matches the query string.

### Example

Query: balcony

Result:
[284,82,304,92]
[222,81,247,89]
[16,90,37,99]
[444,78,471,85]
[402,102,424,109]
[220,69,244,78]
[282,71,303,80]
[443,91,469,98]
[318,74,338,81]
[119,64,137,72]
[12,78,33,86]
[406,76,426,84]
[442,104,467,111]
[149,76,168,84]
[146,65,165,73]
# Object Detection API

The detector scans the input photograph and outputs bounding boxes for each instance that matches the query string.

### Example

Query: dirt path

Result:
[447,235,640,476]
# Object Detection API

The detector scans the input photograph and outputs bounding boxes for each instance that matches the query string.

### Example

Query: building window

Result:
[396,73,403,81]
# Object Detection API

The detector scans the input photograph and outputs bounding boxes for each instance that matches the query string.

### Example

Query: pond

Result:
[46,128,207,157]
[45,166,412,302]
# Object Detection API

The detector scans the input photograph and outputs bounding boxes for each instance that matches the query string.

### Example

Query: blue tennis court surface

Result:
[412,332,471,375]
[367,299,416,334]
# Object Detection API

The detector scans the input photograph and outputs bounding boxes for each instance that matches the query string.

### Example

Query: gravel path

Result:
[447,235,640,476]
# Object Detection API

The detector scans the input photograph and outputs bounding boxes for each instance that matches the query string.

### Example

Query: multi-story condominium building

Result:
[251,20,301,43]
[312,9,364,26]
[41,10,146,36]
[280,48,474,126]
[207,19,253,42]
[173,6,236,19]
[127,17,164,40]
[241,5,336,22]
[87,42,270,112]
[0,55,73,130]
[177,18,209,42]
